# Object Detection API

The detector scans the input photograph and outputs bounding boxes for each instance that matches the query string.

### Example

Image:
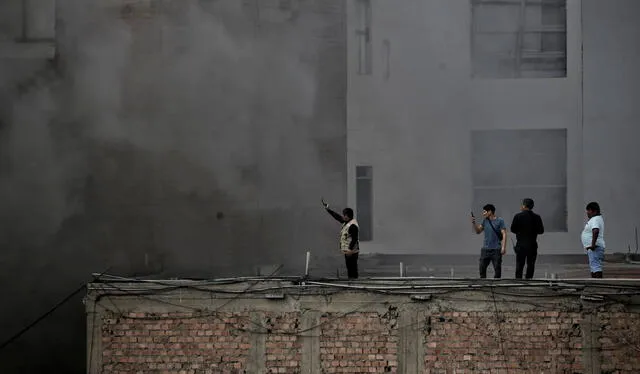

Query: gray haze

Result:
[0,0,345,372]
[2,0,640,372]
[2,0,345,272]
[346,0,640,255]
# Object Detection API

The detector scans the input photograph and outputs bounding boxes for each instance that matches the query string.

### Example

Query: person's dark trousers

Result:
[345,252,359,279]
[515,247,538,279]
[479,248,502,278]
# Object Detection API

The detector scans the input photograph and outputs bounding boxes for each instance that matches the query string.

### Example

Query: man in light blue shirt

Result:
[471,204,507,278]
[581,201,605,278]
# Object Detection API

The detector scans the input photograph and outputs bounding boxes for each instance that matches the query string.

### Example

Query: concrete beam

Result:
[85,296,103,374]
[397,307,424,373]
[300,311,322,374]
[581,313,602,374]
[0,41,55,59]
[246,311,267,373]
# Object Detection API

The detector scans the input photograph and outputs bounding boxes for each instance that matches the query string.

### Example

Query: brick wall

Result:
[96,306,640,374]
[99,310,405,374]
[600,312,640,373]
[424,311,583,373]
[320,312,398,373]
[100,312,252,373]
[264,312,302,373]
[89,281,640,374]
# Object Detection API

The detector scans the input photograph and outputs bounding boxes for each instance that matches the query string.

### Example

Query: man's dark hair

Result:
[482,204,496,213]
[586,202,600,214]
[522,198,534,210]
[343,208,354,220]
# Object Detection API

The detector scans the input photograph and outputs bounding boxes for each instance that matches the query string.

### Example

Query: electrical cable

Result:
[94,264,288,337]
[90,275,640,366]
[0,267,111,353]
[93,286,639,369]
[96,275,419,334]
[89,273,640,294]
[489,284,517,372]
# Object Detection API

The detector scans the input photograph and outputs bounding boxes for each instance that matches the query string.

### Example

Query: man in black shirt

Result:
[322,199,360,279]
[510,198,545,279]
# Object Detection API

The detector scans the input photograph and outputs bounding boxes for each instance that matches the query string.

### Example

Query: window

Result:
[471,129,567,232]
[356,166,373,240]
[355,0,372,75]
[2,0,56,41]
[471,0,567,78]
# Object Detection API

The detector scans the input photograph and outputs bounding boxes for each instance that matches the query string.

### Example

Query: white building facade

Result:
[346,0,640,254]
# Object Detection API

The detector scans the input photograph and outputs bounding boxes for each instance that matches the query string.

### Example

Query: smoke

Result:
[65,0,323,205]
[0,66,79,248]
[0,0,343,275]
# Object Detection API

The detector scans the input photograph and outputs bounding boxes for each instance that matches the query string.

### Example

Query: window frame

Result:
[470,0,568,79]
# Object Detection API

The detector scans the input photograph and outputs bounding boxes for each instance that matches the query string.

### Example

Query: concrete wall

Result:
[0,1,346,372]
[0,0,55,58]
[0,0,55,41]
[582,0,640,260]
[346,0,640,255]
[87,278,640,373]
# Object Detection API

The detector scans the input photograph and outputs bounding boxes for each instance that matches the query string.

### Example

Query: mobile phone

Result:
[470,211,475,217]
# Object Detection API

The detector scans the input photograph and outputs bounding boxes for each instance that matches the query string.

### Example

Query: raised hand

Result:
[321,197,329,209]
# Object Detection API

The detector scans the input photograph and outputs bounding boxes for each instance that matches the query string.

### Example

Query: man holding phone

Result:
[322,198,360,279]
[471,204,507,278]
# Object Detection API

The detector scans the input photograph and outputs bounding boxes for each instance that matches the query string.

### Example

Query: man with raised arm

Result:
[322,198,360,279]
